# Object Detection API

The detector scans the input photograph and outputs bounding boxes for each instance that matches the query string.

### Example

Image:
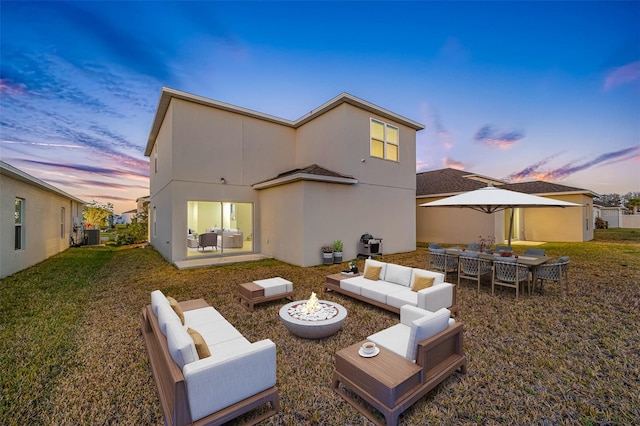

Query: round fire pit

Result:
[279,299,347,339]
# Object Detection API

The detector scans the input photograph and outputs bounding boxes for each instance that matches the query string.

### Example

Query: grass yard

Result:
[1,230,639,425]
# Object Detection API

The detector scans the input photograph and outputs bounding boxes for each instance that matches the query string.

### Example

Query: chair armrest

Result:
[400,305,433,326]
[182,339,277,422]
[417,282,454,312]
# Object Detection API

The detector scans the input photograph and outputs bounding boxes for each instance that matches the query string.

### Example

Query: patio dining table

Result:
[445,248,551,283]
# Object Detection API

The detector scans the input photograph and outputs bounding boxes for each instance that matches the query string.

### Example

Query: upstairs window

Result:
[370,118,399,161]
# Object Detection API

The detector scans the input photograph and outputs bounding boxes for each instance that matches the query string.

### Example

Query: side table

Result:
[333,341,421,426]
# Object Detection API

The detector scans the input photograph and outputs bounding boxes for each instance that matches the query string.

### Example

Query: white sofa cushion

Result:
[184,307,225,327]
[364,259,388,281]
[190,320,248,348]
[151,290,170,316]
[384,263,413,287]
[361,281,407,304]
[410,269,444,288]
[386,288,418,309]
[253,277,293,297]
[406,307,452,361]
[166,320,198,368]
[367,324,411,359]
[157,302,180,336]
[340,276,371,295]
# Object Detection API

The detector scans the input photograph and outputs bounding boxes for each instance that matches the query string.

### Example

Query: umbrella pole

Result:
[507,208,514,247]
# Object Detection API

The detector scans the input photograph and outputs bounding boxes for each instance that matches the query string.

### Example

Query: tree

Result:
[83,200,114,230]
[625,198,640,214]
[595,193,622,206]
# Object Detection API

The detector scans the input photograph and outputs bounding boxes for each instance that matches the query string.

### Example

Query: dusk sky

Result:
[1,1,639,213]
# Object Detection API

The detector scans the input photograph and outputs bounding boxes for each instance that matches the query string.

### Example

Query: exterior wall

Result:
[1,174,83,278]
[295,103,417,190]
[416,198,502,245]
[261,180,416,267]
[522,194,592,242]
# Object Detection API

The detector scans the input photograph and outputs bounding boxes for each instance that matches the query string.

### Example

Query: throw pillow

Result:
[187,328,211,359]
[411,275,435,292]
[167,296,185,325]
[364,264,382,281]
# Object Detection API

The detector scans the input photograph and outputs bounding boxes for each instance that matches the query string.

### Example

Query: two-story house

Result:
[144,88,424,267]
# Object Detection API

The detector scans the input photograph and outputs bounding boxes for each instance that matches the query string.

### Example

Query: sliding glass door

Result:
[187,201,253,256]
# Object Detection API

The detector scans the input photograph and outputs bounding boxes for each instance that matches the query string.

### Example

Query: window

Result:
[15,198,24,250]
[61,207,66,238]
[370,118,399,161]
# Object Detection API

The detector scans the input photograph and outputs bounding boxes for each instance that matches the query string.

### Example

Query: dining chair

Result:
[467,243,482,251]
[457,252,492,294]
[428,248,458,281]
[492,258,530,300]
[495,245,512,252]
[524,248,546,256]
[534,256,570,295]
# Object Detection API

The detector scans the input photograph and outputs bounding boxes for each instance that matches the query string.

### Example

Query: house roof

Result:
[416,167,597,199]
[145,87,425,156]
[0,161,86,204]
[252,164,358,189]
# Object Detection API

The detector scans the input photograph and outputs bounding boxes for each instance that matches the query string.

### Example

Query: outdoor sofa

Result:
[324,258,458,315]
[141,290,279,426]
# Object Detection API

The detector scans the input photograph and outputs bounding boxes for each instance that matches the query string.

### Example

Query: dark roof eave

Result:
[252,173,358,190]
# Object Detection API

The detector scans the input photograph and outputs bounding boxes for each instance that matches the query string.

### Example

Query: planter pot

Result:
[322,252,333,265]
[333,252,343,264]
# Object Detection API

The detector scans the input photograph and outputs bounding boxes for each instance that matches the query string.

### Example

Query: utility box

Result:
[85,229,101,245]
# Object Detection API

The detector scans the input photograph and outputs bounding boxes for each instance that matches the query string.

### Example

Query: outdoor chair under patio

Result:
[534,256,570,295]
[525,248,546,256]
[467,243,482,251]
[492,258,530,299]
[458,252,492,294]
[495,245,512,253]
[428,248,458,281]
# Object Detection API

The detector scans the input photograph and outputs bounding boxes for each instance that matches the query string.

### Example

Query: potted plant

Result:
[332,240,343,264]
[322,246,334,265]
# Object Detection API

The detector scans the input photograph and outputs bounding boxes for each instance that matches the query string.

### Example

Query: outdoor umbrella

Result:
[419,185,582,246]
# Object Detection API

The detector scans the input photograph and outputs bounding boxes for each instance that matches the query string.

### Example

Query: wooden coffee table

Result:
[333,341,422,426]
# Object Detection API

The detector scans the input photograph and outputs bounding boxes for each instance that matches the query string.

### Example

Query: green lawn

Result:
[1,232,639,424]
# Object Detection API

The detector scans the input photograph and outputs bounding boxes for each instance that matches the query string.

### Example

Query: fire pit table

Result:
[279,294,347,339]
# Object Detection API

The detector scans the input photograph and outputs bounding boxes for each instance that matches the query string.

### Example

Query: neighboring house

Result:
[0,161,86,279]
[144,88,424,267]
[416,168,597,245]
[120,209,137,225]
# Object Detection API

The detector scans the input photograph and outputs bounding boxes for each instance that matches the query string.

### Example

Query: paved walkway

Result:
[174,253,272,270]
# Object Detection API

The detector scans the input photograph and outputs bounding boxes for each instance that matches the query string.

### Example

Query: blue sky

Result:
[1,1,638,213]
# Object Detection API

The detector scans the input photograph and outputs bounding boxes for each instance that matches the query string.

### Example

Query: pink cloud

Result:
[604,61,640,91]
[443,157,466,170]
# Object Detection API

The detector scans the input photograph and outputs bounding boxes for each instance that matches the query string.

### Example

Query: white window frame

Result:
[61,207,66,238]
[15,198,24,250]
[370,118,399,162]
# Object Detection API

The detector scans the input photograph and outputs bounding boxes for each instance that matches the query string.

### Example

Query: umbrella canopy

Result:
[419,185,582,245]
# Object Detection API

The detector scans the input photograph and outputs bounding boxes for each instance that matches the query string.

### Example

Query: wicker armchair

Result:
[534,257,570,294]
[458,252,492,293]
[492,258,530,299]
[428,249,458,281]
[525,248,546,256]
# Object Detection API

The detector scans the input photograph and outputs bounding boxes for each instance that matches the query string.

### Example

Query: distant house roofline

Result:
[252,164,358,189]
[0,161,86,204]
[144,87,425,156]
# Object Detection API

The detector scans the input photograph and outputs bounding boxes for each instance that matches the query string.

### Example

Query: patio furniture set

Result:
[428,244,570,299]
[141,258,467,426]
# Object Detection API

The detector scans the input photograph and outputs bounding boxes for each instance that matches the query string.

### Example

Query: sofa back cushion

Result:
[364,259,387,281]
[384,263,413,287]
[405,308,452,361]
[410,269,444,288]
[156,302,181,336]
[166,320,199,369]
[151,290,170,317]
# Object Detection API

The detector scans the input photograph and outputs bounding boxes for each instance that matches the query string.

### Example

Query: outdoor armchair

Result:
[525,248,546,256]
[458,252,492,294]
[428,248,458,281]
[492,258,530,299]
[534,256,570,295]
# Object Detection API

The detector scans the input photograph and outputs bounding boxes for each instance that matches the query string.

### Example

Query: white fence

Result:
[620,214,640,228]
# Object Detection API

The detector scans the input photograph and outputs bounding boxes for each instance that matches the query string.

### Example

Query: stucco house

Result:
[0,161,86,278]
[144,88,424,267]
[416,168,596,245]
